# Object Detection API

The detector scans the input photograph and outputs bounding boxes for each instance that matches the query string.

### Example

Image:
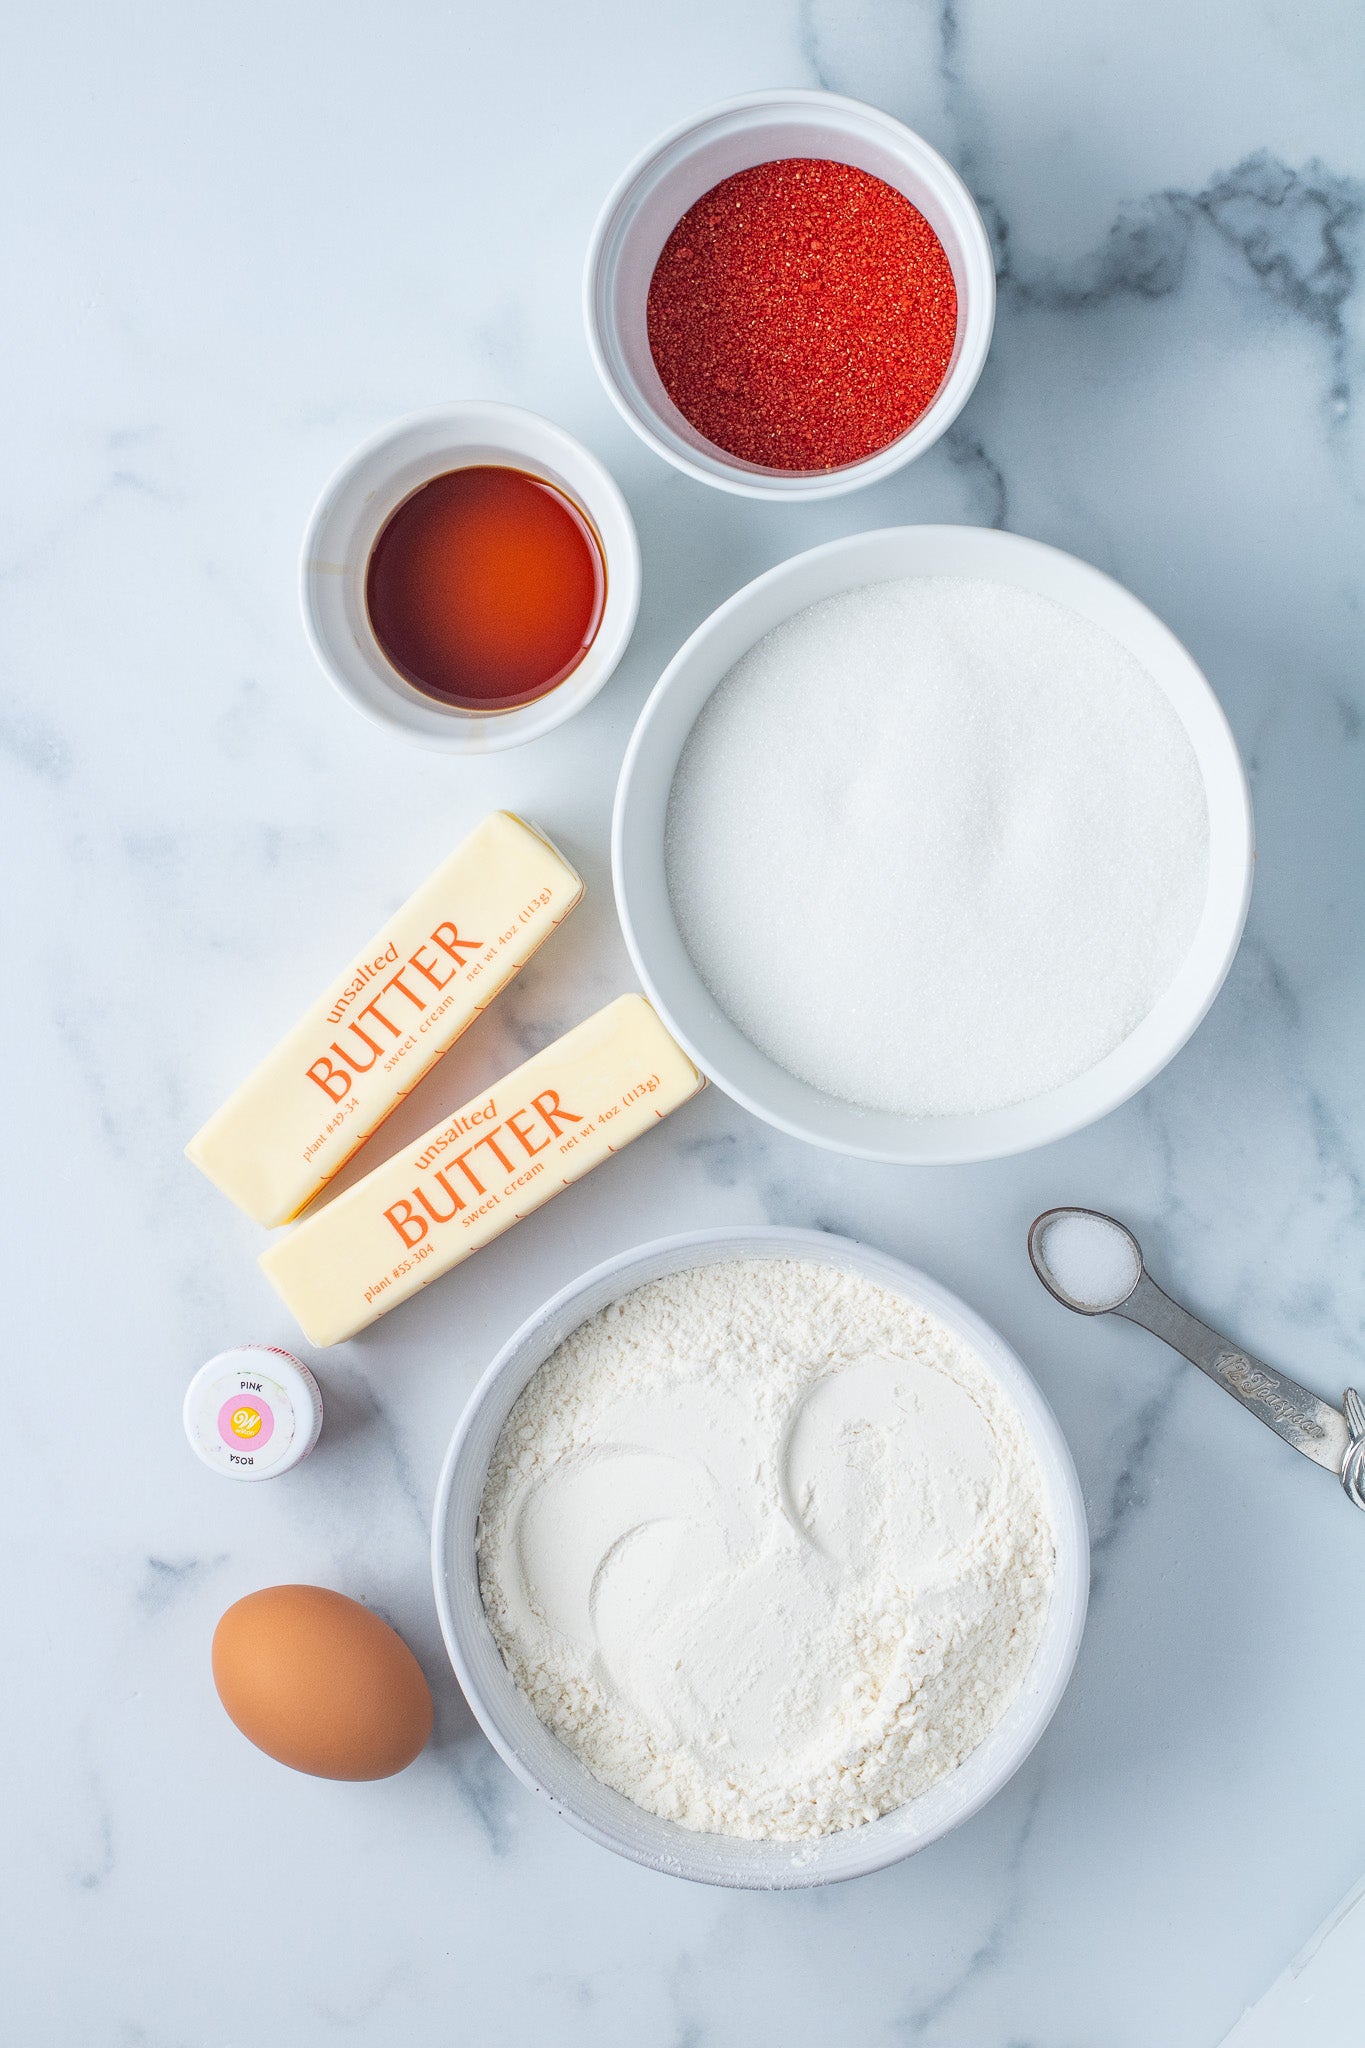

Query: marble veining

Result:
[4,1,1363,2044]
[988,153,1362,419]
[891,1774,1047,2041]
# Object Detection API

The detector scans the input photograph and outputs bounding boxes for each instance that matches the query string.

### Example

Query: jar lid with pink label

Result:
[183,1345,323,1482]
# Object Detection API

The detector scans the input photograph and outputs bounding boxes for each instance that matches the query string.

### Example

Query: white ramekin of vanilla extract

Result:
[300,403,640,752]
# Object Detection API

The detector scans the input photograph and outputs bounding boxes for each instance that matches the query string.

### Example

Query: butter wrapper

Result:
[187,812,582,1226]
[260,996,703,1345]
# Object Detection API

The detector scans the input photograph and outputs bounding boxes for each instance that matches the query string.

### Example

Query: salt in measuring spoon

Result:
[1028,1206,1365,1510]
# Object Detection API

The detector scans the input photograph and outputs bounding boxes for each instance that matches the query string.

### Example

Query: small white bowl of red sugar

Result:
[584,89,995,500]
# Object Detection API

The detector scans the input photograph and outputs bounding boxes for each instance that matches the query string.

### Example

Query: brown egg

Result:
[212,1585,433,1780]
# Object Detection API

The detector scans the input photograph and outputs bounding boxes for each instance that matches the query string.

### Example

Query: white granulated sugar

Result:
[478,1259,1055,1842]
[665,575,1210,1116]
[1037,1210,1141,1310]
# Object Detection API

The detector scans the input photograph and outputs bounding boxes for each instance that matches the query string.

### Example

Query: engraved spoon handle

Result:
[1115,1273,1350,1476]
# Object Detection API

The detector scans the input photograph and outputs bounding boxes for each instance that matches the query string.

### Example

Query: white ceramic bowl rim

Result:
[298,401,641,753]
[431,1224,1089,1890]
[612,525,1255,1164]
[583,89,997,501]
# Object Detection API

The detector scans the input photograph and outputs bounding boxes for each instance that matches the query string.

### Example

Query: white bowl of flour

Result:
[613,526,1253,1161]
[432,1226,1087,1888]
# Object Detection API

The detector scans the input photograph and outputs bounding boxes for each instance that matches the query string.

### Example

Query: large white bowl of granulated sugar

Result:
[432,1225,1088,1889]
[614,525,1253,1163]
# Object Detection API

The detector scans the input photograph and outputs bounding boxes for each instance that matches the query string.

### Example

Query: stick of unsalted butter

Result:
[186,813,582,1227]
[259,996,704,1347]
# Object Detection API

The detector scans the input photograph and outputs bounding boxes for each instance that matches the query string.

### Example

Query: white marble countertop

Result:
[6,3,1363,2042]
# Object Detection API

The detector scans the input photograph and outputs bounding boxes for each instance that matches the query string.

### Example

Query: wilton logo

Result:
[229,1404,264,1439]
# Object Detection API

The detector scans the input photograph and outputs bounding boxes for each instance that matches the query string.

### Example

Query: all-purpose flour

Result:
[665,575,1210,1117]
[478,1259,1055,1841]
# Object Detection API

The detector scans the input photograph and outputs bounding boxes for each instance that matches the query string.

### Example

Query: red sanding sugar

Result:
[646,158,959,473]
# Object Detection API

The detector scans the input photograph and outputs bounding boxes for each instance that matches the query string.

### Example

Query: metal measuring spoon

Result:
[1028,1206,1365,1509]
